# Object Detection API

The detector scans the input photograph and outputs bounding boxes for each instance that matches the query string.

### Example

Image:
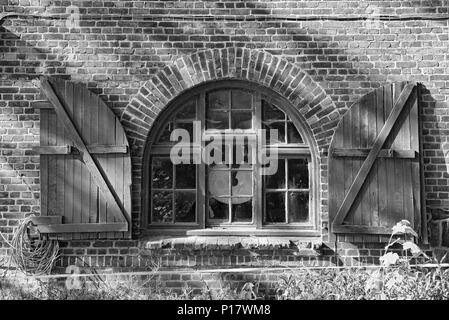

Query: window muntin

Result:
[150,157,197,224]
[264,158,310,224]
[146,85,316,232]
[262,100,304,145]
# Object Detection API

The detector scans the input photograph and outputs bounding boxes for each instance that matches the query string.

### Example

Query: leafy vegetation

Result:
[1,220,448,300]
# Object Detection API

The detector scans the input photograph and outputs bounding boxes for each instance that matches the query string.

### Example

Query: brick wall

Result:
[45,237,431,295]
[1,0,449,269]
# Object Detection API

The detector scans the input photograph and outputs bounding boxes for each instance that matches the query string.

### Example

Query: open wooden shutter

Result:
[329,82,426,241]
[31,77,131,239]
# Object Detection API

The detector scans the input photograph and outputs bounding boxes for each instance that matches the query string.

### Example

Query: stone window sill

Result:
[144,235,323,256]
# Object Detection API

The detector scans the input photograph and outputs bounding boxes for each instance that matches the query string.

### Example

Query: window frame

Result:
[141,80,320,237]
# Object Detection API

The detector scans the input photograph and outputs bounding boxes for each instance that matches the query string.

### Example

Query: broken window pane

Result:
[262,100,284,121]
[265,159,285,189]
[232,90,252,109]
[208,197,229,220]
[208,90,229,109]
[206,109,229,130]
[231,170,252,196]
[231,111,252,129]
[208,169,230,197]
[232,198,252,222]
[175,122,194,142]
[263,121,285,144]
[175,164,196,189]
[157,122,174,143]
[265,192,285,223]
[287,122,303,144]
[176,102,196,120]
[288,159,309,189]
[152,158,172,189]
[288,191,309,223]
[175,191,196,222]
[152,191,173,223]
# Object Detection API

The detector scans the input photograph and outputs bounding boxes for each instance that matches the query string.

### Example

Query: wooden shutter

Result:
[32,77,131,239]
[329,82,426,240]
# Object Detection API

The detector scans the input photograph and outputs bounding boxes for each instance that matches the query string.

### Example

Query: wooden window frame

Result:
[141,80,320,237]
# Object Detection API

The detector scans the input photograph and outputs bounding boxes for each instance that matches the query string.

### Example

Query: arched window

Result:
[143,81,319,236]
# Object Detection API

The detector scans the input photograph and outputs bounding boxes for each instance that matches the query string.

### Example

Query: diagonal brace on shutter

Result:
[332,83,416,229]
[40,77,128,225]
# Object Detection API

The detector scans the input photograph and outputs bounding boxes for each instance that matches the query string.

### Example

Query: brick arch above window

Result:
[120,48,340,159]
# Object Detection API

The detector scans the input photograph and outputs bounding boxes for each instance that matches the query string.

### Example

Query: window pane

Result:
[232,137,253,167]
[288,159,309,189]
[232,90,252,109]
[231,111,252,129]
[152,191,173,223]
[231,170,252,196]
[263,121,285,144]
[265,159,285,189]
[175,191,196,222]
[208,197,229,220]
[152,158,172,189]
[157,122,174,143]
[287,122,303,144]
[288,192,309,223]
[232,198,252,222]
[263,101,284,120]
[206,142,229,167]
[206,109,229,130]
[208,90,229,109]
[175,122,193,142]
[176,102,196,120]
[175,164,196,189]
[208,170,230,197]
[265,192,286,223]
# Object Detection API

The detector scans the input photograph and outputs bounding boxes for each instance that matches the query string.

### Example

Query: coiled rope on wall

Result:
[1,215,59,276]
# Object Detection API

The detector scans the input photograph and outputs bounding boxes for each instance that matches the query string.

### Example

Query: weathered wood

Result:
[40,109,49,216]
[41,77,125,223]
[31,100,53,109]
[33,145,127,155]
[332,148,416,158]
[332,83,415,227]
[87,144,128,154]
[332,225,393,235]
[329,82,422,239]
[30,216,62,225]
[33,145,72,155]
[39,77,132,237]
[36,223,128,234]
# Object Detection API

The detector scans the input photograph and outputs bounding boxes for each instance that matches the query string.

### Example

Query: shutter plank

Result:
[342,105,353,242]
[40,109,49,217]
[360,95,369,234]
[56,96,65,229]
[365,92,378,242]
[38,77,130,238]
[97,93,108,239]
[63,80,74,229]
[89,90,99,240]
[79,84,90,240]
[410,90,423,239]
[41,78,126,222]
[333,83,415,226]
[48,111,57,216]
[383,84,394,228]
[330,82,420,238]
[115,117,125,239]
[349,100,361,242]
[392,84,404,226]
